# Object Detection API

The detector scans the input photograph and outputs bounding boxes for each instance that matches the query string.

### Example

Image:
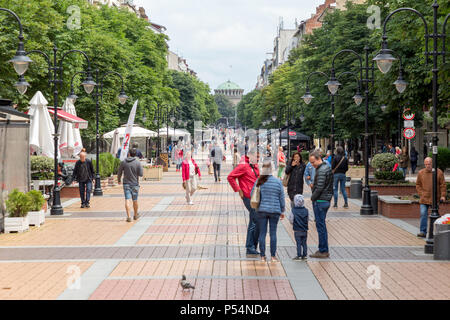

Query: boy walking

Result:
[292,194,309,261]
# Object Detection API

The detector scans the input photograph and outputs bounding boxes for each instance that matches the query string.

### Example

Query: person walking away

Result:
[72,151,95,208]
[251,161,285,262]
[415,157,446,238]
[232,147,240,169]
[410,147,419,174]
[285,152,306,206]
[211,141,223,182]
[117,148,143,222]
[304,160,315,190]
[227,149,260,255]
[291,194,309,261]
[277,147,286,179]
[182,151,201,205]
[399,146,409,177]
[132,143,144,159]
[309,151,333,258]
[332,146,349,208]
[266,144,272,158]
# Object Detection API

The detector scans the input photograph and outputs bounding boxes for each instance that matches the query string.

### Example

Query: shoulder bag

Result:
[282,171,290,187]
[250,185,261,209]
[332,157,345,174]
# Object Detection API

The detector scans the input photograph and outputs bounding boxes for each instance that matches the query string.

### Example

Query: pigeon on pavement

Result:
[180,275,195,291]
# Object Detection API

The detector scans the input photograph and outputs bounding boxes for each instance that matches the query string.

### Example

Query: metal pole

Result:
[425,0,441,254]
[50,46,63,215]
[93,69,103,196]
[287,104,291,160]
[331,94,335,160]
[360,45,373,215]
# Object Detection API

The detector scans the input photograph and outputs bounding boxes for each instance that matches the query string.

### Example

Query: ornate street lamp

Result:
[374,0,449,253]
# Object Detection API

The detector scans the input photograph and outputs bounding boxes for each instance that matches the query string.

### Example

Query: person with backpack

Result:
[227,149,260,255]
[331,146,349,208]
[72,151,95,208]
[251,160,285,262]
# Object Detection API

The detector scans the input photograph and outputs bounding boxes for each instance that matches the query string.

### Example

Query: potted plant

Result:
[27,190,46,227]
[4,189,32,233]
[143,164,163,181]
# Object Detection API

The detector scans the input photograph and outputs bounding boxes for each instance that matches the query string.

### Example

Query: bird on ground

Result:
[180,275,195,291]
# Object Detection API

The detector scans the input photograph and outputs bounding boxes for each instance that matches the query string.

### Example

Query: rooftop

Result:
[217,80,241,90]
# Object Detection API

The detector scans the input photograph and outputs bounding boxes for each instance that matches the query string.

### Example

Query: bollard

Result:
[370,190,378,215]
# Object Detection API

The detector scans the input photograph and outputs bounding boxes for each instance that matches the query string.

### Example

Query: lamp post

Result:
[328,47,406,216]
[302,71,363,160]
[374,0,448,253]
[69,70,127,196]
[12,25,96,216]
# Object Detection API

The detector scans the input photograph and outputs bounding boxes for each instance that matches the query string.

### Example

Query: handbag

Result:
[250,185,261,209]
[282,173,290,187]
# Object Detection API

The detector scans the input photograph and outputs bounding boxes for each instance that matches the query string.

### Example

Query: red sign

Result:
[403,128,416,140]
[288,131,296,137]
[402,108,415,120]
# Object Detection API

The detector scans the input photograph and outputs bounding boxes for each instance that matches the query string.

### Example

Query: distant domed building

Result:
[214,80,244,106]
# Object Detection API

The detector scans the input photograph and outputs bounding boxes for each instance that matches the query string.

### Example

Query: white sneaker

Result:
[188,201,194,205]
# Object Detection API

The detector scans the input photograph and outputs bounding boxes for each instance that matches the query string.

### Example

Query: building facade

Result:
[214,81,244,106]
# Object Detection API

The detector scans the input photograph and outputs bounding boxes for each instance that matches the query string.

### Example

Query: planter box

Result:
[28,210,45,227]
[143,167,163,181]
[378,196,450,219]
[60,185,81,199]
[346,184,417,197]
[4,216,29,233]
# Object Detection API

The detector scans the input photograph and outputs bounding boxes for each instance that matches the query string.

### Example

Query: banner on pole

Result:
[119,100,138,161]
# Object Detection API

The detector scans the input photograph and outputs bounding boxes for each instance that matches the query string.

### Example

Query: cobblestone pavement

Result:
[0,150,448,300]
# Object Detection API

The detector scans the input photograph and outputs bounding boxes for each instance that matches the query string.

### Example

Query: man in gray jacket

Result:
[211,141,223,182]
[309,151,333,258]
[118,148,143,222]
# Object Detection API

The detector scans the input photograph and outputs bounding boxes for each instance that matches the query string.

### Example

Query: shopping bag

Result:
[285,210,294,224]
[250,186,261,209]
[282,173,290,187]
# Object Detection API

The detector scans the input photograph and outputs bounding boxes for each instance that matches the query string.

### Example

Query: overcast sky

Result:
[133,0,325,94]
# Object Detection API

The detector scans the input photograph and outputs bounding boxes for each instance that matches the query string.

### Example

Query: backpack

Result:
[211,149,215,158]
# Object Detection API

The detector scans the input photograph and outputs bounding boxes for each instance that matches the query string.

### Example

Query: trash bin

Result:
[370,190,378,215]
[350,179,362,199]
[434,217,450,260]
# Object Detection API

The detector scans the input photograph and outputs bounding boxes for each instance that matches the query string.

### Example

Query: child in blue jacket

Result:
[292,194,309,260]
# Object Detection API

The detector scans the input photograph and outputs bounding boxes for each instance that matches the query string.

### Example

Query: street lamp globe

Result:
[373,49,396,74]
[153,119,157,126]
[68,90,78,104]
[325,79,341,95]
[380,105,387,112]
[353,93,363,106]
[302,91,314,105]
[394,77,408,94]
[118,90,128,105]
[9,54,32,76]
[271,115,277,122]
[170,116,176,123]
[14,75,30,95]
[300,114,305,122]
[81,75,96,94]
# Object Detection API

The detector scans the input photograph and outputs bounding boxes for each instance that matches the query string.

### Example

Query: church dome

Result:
[217,80,241,90]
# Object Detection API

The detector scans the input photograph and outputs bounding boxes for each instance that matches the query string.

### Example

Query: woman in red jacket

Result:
[182,151,201,205]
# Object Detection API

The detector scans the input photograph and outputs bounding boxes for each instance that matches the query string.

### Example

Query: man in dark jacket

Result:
[309,151,333,258]
[331,146,349,208]
[72,152,95,208]
[118,148,143,222]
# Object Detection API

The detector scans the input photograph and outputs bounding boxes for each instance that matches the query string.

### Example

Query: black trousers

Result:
[213,163,221,181]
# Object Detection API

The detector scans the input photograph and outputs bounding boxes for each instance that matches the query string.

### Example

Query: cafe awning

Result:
[47,107,88,129]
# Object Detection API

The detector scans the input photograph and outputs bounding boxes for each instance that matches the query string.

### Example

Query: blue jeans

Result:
[257,212,280,257]
[242,197,260,252]
[420,204,430,234]
[79,180,92,205]
[411,161,417,174]
[400,167,407,177]
[294,231,307,257]
[123,184,140,201]
[312,201,330,253]
[333,173,348,205]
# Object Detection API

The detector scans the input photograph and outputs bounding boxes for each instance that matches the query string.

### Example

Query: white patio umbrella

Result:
[110,129,120,156]
[28,91,58,158]
[103,124,156,139]
[58,98,83,158]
